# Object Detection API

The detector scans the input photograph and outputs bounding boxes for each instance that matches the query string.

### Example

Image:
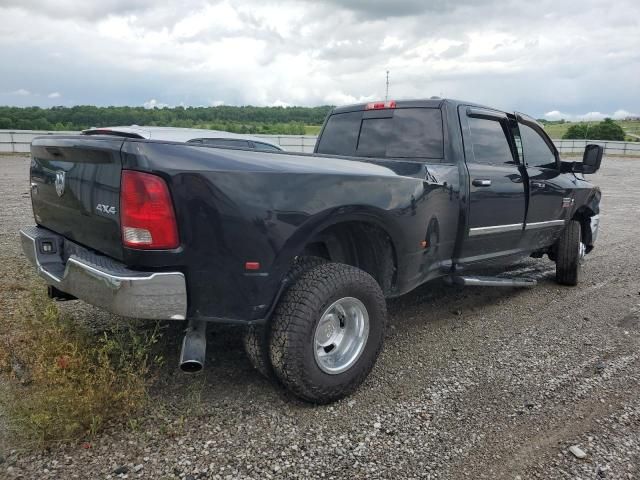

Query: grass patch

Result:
[0,288,163,448]
[304,125,322,135]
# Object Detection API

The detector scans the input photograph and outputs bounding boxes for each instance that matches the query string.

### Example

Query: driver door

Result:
[515,113,570,250]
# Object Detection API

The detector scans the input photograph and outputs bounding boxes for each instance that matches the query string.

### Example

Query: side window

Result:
[519,124,557,169]
[467,117,515,165]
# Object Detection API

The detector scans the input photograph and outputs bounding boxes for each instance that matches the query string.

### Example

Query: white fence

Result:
[1,130,639,156]
[553,139,640,156]
[253,134,317,153]
[0,130,80,153]
[0,130,318,154]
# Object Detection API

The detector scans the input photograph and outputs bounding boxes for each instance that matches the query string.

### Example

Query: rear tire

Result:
[555,220,583,286]
[243,256,327,379]
[242,323,273,379]
[269,263,387,404]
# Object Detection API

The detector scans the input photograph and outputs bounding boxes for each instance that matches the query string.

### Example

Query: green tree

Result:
[562,118,625,141]
[593,118,625,140]
[563,123,589,139]
[0,105,333,134]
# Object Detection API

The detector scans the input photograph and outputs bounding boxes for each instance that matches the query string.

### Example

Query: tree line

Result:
[0,105,333,134]
[561,118,626,141]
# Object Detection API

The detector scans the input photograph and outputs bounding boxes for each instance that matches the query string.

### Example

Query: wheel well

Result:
[300,221,397,295]
[572,207,595,248]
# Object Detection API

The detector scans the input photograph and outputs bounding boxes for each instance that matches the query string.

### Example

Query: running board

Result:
[445,275,537,288]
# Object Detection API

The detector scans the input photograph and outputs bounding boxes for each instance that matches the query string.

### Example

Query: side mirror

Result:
[581,144,603,174]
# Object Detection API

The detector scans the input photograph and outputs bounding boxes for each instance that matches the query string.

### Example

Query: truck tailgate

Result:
[30,136,125,260]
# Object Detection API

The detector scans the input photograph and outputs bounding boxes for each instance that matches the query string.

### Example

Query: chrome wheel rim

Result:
[313,297,369,375]
[578,241,586,260]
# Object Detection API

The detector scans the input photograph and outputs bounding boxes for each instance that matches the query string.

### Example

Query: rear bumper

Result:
[20,225,187,320]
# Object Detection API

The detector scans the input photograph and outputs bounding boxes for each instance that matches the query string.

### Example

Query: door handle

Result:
[472,179,492,187]
[531,181,546,189]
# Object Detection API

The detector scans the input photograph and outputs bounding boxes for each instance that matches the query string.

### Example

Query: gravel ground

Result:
[1,155,639,479]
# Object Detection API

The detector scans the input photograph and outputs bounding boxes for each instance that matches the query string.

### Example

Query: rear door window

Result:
[317,108,444,160]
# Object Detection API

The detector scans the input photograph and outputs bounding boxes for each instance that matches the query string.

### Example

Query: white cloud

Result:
[381,36,404,51]
[12,88,30,96]
[143,98,169,109]
[323,91,377,106]
[48,92,61,98]
[270,99,292,107]
[544,109,640,121]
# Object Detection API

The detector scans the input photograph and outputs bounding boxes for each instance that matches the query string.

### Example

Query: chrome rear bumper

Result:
[20,226,187,320]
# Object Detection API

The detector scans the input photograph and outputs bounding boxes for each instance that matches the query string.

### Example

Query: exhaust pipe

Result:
[179,319,207,373]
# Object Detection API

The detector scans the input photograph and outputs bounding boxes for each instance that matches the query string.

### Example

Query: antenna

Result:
[385,70,390,100]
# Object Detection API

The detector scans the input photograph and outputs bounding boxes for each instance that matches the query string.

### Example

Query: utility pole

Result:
[385,70,390,100]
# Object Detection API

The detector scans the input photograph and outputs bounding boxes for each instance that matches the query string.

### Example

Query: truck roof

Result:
[331,98,497,114]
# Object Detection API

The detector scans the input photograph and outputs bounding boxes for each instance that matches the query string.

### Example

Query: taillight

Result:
[365,100,396,110]
[120,170,179,249]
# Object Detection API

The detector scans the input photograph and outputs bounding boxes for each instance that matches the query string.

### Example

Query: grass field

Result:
[543,120,640,140]
[304,125,322,135]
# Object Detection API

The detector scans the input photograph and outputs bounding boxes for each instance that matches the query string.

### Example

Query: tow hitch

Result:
[47,285,77,301]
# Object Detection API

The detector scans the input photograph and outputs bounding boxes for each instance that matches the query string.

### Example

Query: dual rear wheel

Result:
[243,258,386,404]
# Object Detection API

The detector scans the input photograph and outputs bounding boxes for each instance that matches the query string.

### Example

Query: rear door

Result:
[458,106,527,262]
[515,113,569,249]
[30,136,125,260]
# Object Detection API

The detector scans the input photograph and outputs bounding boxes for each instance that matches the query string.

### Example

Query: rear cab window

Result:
[316,107,444,161]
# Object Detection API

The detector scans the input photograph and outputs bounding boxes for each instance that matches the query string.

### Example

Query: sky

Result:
[0,0,638,120]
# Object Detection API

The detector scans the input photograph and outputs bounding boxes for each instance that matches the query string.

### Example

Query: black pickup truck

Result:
[20,99,602,403]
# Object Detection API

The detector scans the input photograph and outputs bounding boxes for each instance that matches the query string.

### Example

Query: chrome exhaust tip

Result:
[179,320,207,373]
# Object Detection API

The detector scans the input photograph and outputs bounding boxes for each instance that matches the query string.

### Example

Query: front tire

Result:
[269,263,387,404]
[555,220,583,286]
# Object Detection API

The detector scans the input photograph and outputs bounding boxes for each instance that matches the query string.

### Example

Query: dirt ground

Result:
[1,155,639,479]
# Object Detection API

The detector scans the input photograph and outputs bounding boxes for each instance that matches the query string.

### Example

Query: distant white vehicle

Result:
[82,125,283,151]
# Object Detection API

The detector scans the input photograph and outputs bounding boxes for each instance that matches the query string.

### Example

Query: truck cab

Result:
[315,99,601,276]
